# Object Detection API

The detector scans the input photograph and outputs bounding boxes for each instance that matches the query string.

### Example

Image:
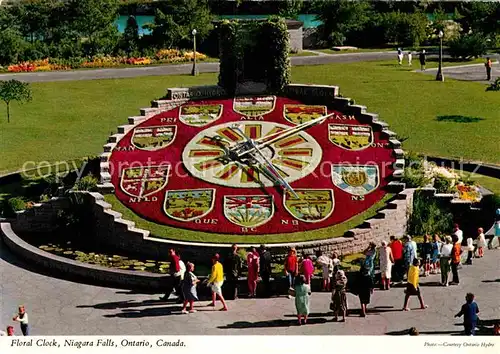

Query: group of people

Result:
[397,48,427,71]
[1,305,29,336]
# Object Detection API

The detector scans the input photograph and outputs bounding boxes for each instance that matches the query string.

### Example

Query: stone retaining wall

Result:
[15,197,70,233]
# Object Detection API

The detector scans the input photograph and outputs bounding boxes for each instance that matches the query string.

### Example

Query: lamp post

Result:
[436,30,444,82]
[191,29,198,76]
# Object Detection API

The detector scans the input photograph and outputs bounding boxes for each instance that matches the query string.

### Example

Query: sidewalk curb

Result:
[419,60,499,72]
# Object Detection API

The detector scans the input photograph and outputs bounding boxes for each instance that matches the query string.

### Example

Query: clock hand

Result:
[231,125,300,199]
[236,113,334,159]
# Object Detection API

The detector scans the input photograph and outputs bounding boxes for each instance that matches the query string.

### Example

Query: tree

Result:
[278,0,303,20]
[122,15,140,56]
[448,33,488,60]
[0,80,32,123]
[314,0,373,47]
[0,28,26,65]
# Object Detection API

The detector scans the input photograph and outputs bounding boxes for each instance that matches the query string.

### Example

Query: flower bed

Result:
[5,49,208,73]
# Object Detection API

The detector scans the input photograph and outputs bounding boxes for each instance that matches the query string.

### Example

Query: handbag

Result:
[288,288,296,297]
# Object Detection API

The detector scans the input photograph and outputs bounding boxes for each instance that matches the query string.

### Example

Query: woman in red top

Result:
[301,254,314,285]
[389,236,404,282]
[284,248,298,292]
[247,247,260,297]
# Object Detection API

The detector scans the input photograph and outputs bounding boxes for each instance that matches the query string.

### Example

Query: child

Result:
[181,262,200,314]
[12,305,29,336]
[430,234,441,274]
[0,326,15,336]
[293,275,311,325]
[476,228,486,258]
[455,293,479,336]
[421,235,433,276]
[465,236,474,265]
[403,258,428,311]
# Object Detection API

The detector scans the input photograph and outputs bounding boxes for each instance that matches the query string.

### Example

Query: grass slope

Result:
[104,193,394,244]
[0,59,499,175]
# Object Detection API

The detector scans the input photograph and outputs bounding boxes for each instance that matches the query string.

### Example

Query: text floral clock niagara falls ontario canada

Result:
[108,95,396,235]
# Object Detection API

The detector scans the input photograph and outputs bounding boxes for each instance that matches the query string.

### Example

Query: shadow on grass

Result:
[218,317,328,329]
[436,115,485,123]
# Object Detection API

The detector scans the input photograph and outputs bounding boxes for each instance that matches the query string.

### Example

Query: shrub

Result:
[4,197,27,217]
[402,167,430,188]
[448,33,488,60]
[73,174,98,192]
[433,175,453,193]
[408,192,454,236]
[486,77,500,92]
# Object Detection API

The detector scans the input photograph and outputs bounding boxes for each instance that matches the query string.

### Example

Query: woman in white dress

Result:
[379,241,394,290]
[476,227,486,258]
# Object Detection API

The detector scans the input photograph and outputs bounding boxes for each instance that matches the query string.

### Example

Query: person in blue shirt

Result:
[455,293,480,336]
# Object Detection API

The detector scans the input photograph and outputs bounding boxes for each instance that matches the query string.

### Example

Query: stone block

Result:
[381,129,397,138]
[103,143,116,153]
[393,159,405,170]
[393,149,404,158]
[117,125,134,134]
[108,134,124,143]
[393,169,404,179]
[140,107,159,117]
[128,116,148,125]
[97,183,114,194]
[100,172,111,183]
[359,112,379,123]
[389,139,402,148]
[100,162,109,173]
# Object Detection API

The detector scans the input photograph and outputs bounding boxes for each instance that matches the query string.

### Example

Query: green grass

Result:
[1,59,499,175]
[289,51,318,57]
[103,193,394,244]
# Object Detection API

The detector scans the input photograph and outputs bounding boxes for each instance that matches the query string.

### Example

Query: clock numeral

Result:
[160,117,177,123]
[128,196,158,203]
[351,195,365,201]
[193,219,218,225]
[281,219,299,226]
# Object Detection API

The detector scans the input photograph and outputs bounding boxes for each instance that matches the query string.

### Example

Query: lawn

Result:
[0,59,499,175]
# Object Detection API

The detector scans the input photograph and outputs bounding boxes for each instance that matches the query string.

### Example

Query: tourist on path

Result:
[407,51,412,66]
[431,234,441,274]
[465,236,475,265]
[390,236,404,282]
[419,50,426,71]
[453,224,464,245]
[300,254,314,285]
[397,48,403,65]
[316,250,333,291]
[259,245,272,298]
[284,247,299,296]
[247,247,260,298]
[12,305,29,336]
[490,216,500,249]
[331,252,341,275]
[476,228,486,258]
[439,236,453,286]
[207,254,228,311]
[379,241,394,290]
[181,262,200,314]
[485,57,492,81]
[421,235,433,276]
[355,262,374,317]
[402,236,415,278]
[363,242,377,279]
[293,275,311,325]
[403,258,428,311]
[223,244,242,300]
[160,249,185,302]
[450,235,462,285]
[0,326,14,336]
[331,270,348,322]
[455,293,479,336]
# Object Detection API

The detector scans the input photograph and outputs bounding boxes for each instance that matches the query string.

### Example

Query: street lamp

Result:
[436,30,444,82]
[191,29,198,76]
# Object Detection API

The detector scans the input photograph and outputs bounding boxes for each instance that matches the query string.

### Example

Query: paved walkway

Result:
[420,61,500,84]
[0,52,398,83]
[1,238,499,335]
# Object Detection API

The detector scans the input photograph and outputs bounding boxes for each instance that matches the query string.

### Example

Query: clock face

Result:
[109,95,396,235]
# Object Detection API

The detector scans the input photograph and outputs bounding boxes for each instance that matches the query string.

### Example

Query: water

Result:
[115,14,322,34]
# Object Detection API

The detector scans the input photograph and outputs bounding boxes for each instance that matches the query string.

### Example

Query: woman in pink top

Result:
[301,254,314,285]
[247,247,260,297]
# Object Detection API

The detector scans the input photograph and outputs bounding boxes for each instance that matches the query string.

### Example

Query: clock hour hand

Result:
[231,125,300,199]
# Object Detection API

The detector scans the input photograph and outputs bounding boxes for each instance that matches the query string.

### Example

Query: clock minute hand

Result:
[237,113,334,159]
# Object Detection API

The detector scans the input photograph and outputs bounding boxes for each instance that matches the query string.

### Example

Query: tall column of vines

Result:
[218,20,241,94]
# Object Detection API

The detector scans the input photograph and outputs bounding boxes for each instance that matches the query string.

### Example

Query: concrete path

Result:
[1,238,499,335]
[420,61,500,84]
[0,52,398,83]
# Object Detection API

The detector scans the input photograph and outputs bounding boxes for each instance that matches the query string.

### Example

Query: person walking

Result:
[316,250,333,291]
[421,235,433,276]
[12,306,29,336]
[160,249,185,302]
[419,50,426,71]
[453,223,464,245]
[402,236,415,279]
[246,247,259,298]
[379,241,394,290]
[407,51,412,66]
[430,234,442,274]
[390,236,404,282]
[284,247,299,297]
[293,275,311,325]
[0,326,14,336]
[465,236,475,265]
[403,258,428,311]
[223,244,242,300]
[485,57,492,81]
[356,262,374,317]
[181,262,200,314]
[439,236,453,286]
[455,293,480,336]
[397,48,403,65]
[331,270,348,322]
[363,242,377,279]
[207,254,228,311]
[476,228,486,258]
[300,254,314,285]
[450,235,462,285]
[259,245,272,298]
